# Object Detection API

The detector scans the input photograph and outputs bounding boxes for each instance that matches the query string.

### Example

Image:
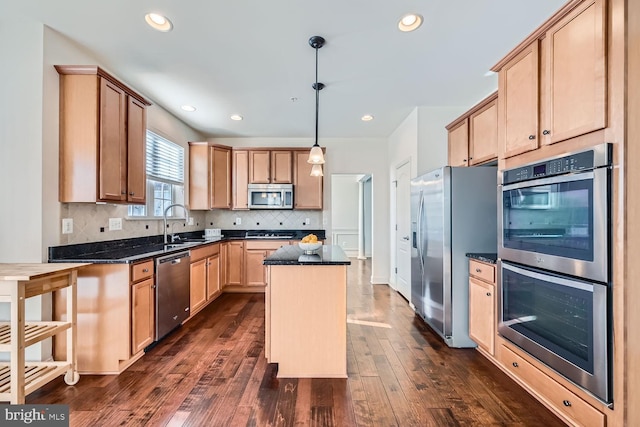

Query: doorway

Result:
[330,174,372,259]
[395,161,411,300]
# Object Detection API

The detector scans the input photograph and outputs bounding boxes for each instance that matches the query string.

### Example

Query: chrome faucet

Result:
[163,203,190,244]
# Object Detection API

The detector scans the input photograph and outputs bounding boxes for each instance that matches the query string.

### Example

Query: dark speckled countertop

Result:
[49,230,326,264]
[466,253,498,264]
[264,244,350,266]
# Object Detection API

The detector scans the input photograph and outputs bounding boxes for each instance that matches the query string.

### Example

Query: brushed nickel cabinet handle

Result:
[563,400,571,407]
[142,268,149,273]
[528,135,536,140]
[542,130,550,135]
[486,292,491,297]
[512,362,519,368]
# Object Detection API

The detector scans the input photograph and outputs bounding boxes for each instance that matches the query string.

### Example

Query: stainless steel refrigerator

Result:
[411,166,497,347]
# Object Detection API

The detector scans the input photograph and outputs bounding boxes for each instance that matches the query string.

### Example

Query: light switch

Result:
[62,218,73,234]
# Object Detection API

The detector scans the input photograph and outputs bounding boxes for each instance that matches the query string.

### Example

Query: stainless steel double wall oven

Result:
[498,143,612,403]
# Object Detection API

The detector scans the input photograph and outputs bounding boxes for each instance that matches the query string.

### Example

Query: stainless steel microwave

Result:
[248,184,293,209]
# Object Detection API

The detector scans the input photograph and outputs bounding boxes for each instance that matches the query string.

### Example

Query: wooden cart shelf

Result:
[0,322,72,351]
[0,262,88,404]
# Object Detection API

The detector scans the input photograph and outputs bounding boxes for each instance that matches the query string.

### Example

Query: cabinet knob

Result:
[142,268,149,273]
[486,292,491,297]
[528,135,536,140]
[562,400,572,407]
[463,159,467,162]
[468,157,473,160]
[129,192,134,196]
[542,129,550,135]
[475,268,481,273]
[512,362,519,368]
[121,190,126,195]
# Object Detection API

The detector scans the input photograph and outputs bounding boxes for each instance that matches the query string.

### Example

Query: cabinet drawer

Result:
[245,240,290,250]
[499,345,604,427]
[469,259,495,283]
[190,243,220,261]
[131,260,153,282]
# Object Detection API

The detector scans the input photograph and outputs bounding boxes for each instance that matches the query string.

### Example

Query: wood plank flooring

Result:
[26,259,564,426]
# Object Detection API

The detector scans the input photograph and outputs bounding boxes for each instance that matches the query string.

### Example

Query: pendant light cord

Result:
[314,46,319,147]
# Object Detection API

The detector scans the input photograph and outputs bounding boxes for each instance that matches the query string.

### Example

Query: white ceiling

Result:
[8,0,566,139]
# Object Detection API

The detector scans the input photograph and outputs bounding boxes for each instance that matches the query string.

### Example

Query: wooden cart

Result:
[0,263,87,404]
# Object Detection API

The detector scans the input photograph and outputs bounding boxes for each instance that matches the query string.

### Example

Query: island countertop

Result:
[263,244,351,266]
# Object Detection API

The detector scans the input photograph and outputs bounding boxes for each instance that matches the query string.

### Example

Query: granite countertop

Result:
[466,253,498,264]
[48,230,325,264]
[264,244,350,266]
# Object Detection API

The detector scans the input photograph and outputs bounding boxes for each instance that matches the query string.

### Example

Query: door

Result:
[126,97,146,204]
[249,150,271,183]
[447,118,469,166]
[395,161,411,300]
[99,78,127,201]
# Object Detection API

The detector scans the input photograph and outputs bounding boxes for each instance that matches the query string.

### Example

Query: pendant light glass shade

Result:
[310,164,324,177]
[308,145,325,164]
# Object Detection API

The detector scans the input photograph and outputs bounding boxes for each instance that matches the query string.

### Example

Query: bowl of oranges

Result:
[298,233,322,254]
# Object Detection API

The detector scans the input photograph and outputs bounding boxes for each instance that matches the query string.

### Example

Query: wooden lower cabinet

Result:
[189,243,222,317]
[499,344,605,427]
[226,241,244,287]
[131,277,154,354]
[245,240,291,288]
[468,259,496,355]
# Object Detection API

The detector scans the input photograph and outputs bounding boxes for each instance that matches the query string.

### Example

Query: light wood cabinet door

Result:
[447,118,469,166]
[220,243,228,288]
[190,258,207,313]
[210,146,231,208]
[469,99,498,165]
[249,150,271,183]
[207,253,221,298]
[226,241,244,286]
[542,0,606,145]
[131,277,154,354]
[126,97,147,204]
[469,277,495,355]
[98,78,127,202]
[233,150,249,209]
[271,150,292,183]
[188,143,209,210]
[293,150,323,209]
[245,249,268,286]
[499,41,540,159]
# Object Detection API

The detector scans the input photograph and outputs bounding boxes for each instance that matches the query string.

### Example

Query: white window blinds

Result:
[146,130,184,184]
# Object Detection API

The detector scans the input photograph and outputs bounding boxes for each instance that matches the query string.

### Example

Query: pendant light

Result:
[308,36,326,171]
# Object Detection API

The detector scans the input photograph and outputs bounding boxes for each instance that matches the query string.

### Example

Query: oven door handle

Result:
[501,261,596,292]
[502,170,595,192]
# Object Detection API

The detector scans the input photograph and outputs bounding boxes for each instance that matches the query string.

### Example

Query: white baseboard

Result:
[370,276,388,285]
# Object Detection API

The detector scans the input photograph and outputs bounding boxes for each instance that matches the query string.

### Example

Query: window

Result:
[128,131,185,219]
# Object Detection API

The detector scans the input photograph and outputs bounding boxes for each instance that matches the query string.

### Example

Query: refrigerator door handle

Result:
[417,192,425,273]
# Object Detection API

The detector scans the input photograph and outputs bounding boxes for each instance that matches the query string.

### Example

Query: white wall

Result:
[417,106,468,175]
[211,137,390,284]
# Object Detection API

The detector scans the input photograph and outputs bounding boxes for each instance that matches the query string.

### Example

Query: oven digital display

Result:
[533,164,546,176]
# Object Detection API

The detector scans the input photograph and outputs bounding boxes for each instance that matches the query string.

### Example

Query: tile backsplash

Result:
[60,204,323,244]
[205,210,322,230]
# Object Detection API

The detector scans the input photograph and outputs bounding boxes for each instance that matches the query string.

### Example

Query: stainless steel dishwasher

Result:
[155,251,191,340]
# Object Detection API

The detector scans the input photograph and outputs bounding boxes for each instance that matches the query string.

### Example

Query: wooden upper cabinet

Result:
[233,150,249,209]
[494,0,606,159]
[543,0,606,145]
[248,150,292,184]
[469,97,498,165]
[271,150,292,183]
[127,97,147,204]
[293,150,323,210]
[446,91,498,167]
[55,65,151,204]
[210,146,231,209]
[188,143,231,210]
[498,42,540,159]
[249,150,271,183]
[447,118,469,166]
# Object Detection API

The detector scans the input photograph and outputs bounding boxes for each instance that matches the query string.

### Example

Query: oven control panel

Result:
[503,144,611,185]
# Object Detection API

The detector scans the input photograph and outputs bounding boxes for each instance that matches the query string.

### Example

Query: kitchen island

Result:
[264,244,350,378]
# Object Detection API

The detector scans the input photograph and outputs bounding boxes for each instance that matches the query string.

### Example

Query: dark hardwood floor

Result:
[28,259,564,426]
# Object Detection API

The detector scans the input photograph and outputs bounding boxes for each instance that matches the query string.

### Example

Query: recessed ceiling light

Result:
[398,13,423,32]
[230,114,243,121]
[181,105,196,112]
[361,114,374,122]
[145,13,173,32]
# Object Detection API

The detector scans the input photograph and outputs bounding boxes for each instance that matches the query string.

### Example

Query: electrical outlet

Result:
[62,218,73,234]
[109,217,122,231]
[236,217,242,225]
[305,218,310,225]
[188,217,194,225]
